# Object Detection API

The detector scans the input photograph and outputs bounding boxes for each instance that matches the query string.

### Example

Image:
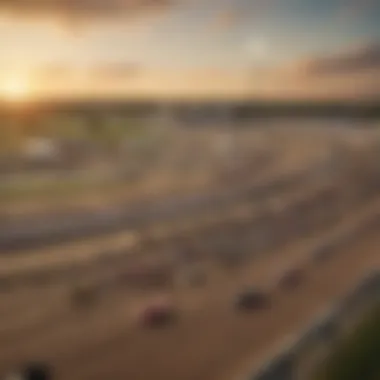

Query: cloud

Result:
[31,62,142,94]
[337,0,380,23]
[0,0,173,22]
[21,61,380,101]
[35,63,73,75]
[89,62,141,81]
[210,9,240,33]
[208,0,276,34]
[276,43,380,101]
[0,0,174,36]
[299,42,380,75]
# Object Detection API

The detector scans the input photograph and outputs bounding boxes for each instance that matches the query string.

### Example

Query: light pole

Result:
[225,104,237,176]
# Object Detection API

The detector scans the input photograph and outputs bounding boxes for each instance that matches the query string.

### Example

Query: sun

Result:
[1,78,31,102]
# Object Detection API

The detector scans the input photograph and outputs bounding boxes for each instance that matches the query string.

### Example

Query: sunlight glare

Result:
[1,78,31,102]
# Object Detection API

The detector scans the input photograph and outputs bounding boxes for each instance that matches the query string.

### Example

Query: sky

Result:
[0,0,379,100]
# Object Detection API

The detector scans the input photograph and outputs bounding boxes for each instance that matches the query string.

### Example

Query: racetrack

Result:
[0,196,379,380]
[1,126,380,380]
[1,124,363,252]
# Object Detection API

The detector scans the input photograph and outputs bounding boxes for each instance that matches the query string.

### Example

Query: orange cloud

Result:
[89,63,142,82]
[298,42,380,75]
[276,42,380,101]
[208,0,274,34]
[210,9,241,33]
[8,40,380,102]
[0,0,173,27]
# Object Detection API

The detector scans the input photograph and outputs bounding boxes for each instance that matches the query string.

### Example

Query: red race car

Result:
[138,298,177,328]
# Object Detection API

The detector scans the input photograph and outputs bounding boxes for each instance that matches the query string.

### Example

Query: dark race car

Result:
[312,242,335,264]
[277,267,305,291]
[4,362,52,380]
[71,284,100,309]
[234,287,270,312]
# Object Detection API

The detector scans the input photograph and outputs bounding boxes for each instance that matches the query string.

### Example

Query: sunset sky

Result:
[0,0,379,100]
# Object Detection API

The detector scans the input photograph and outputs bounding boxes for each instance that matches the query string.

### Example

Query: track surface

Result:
[0,126,344,253]
[0,200,379,380]
[1,128,379,380]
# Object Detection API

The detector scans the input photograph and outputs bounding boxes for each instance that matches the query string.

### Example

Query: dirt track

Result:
[0,198,379,380]
[1,127,380,380]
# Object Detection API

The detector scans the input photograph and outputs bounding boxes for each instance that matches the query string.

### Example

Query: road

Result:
[0,175,346,287]
[0,167,312,253]
[0,195,379,380]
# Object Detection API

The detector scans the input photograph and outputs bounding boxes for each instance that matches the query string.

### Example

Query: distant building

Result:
[22,137,60,162]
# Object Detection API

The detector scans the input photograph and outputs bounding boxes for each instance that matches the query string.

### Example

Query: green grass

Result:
[0,116,159,203]
[0,176,120,203]
[315,306,380,380]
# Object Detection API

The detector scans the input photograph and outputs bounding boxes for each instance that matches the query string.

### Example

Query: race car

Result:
[4,362,51,380]
[138,298,177,328]
[277,267,305,291]
[234,287,270,312]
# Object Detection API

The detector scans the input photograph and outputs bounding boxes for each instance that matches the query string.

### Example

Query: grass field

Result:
[314,306,380,380]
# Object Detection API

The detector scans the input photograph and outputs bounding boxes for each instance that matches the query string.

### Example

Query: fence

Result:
[247,271,380,380]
